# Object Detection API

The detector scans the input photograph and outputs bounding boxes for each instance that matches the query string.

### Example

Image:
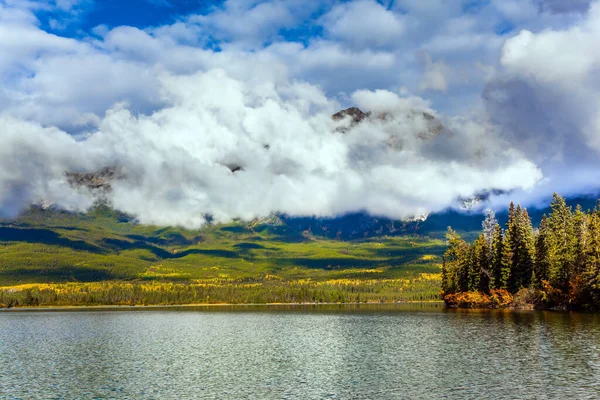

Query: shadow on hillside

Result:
[0,227,104,253]
[279,257,381,270]
[102,238,172,259]
[249,226,310,243]
[232,242,278,252]
[127,233,200,246]
[170,249,240,259]
[126,235,170,246]
[47,226,89,232]
[368,246,446,260]
[102,239,240,260]
[233,242,265,250]
[220,226,248,234]
[0,267,119,284]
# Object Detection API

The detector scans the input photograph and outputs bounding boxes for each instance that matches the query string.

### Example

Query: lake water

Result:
[1,304,599,399]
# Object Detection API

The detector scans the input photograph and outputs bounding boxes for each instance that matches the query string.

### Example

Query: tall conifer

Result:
[506,203,523,292]
[585,211,600,307]
[547,193,575,291]
[533,215,551,288]
[491,223,509,289]
[442,228,469,295]
[516,208,535,289]
[473,233,490,293]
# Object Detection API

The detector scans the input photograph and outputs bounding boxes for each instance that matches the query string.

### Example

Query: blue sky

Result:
[0,0,599,224]
[39,0,223,35]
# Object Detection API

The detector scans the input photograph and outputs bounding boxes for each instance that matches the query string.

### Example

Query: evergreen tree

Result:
[516,208,535,289]
[547,193,576,291]
[573,205,589,276]
[506,203,523,292]
[458,245,473,293]
[490,223,510,290]
[442,228,469,295]
[585,210,600,307]
[533,215,551,288]
[473,233,491,293]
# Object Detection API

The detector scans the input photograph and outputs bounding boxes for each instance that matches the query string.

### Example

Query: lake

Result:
[1,304,599,399]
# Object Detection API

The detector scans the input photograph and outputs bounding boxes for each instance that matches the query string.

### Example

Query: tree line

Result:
[0,278,441,308]
[442,194,600,309]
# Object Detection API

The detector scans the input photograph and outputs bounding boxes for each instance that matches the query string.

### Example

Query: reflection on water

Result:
[1,304,599,399]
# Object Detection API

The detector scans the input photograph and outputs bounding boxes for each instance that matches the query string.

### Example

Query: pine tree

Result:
[506,203,523,292]
[442,228,469,295]
[585,210,600,307]
[458,245,473,293]
[547,193,576,292]
[516,208,535,289]
[491,223,510,290]
[533,215,551,288]
[573,205,589,276]
[473,233,491,293]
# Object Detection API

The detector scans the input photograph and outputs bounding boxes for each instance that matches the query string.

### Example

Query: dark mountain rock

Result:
[65,166,124,192]
[332,107,371,126]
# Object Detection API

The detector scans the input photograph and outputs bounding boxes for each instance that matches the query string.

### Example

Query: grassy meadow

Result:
[0,206,445,307]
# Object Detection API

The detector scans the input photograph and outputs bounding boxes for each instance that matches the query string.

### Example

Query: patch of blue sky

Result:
[277,4,330,46]
[36,0,226,37]
[462,0,491,14]
[278,25,324,47]
[495,20,515,35]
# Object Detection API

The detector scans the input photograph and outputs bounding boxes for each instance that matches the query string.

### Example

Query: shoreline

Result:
[0,300,445,312]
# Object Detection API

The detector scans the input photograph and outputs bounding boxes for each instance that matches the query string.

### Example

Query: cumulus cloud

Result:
[484,1,600,202]
[321,0,406,49]
[188,0,313,49]
[0,68,541,226]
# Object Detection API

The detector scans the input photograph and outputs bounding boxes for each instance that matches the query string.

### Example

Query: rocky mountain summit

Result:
[332,107,371,129]
[332,106,443,138]
[65,166,123,192]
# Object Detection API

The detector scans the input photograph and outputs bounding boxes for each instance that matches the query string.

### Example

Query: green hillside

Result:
[0,206,445,307]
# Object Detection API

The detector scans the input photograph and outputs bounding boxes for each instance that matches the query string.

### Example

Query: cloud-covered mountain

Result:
[0,80,541,227]
[0,0,599,228]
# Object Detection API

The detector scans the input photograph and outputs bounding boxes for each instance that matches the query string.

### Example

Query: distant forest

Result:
[442,194,600,310]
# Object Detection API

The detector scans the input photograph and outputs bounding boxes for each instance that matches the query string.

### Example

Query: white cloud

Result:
[416,51,448,92]
[0,69,542,226]
[501,13,600,83]
[483,1,600,202]
[189,0,310,49]
[321,0,405,49]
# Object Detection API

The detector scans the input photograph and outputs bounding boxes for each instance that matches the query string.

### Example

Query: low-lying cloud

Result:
[0,69,541,227]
